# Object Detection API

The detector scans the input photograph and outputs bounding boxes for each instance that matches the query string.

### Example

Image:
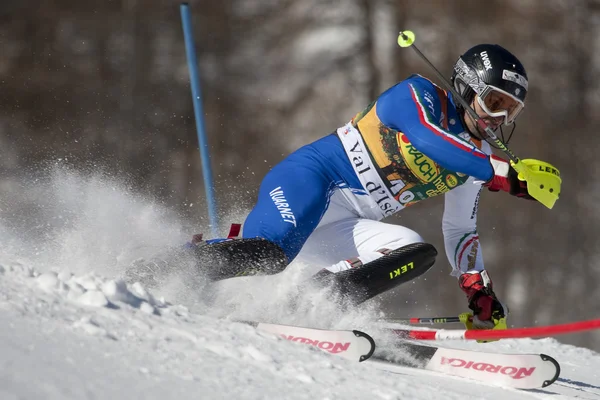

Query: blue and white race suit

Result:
[243,75,493,278]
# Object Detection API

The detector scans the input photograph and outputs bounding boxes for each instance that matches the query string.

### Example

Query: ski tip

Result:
[352,330,376,362]
[540,353,561,388]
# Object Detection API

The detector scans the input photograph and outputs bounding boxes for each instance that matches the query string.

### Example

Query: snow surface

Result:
[2,259,600,400]
[1,169,600,400]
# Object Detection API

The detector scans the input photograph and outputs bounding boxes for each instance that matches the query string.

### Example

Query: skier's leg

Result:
[288,189,366,274]
[297,218,437,304]
[319,242,438,305]
[242,157,336,263]
[326,218,427,273]
[128,149,339,285]
[177,159,336,282]
[296,216,426,275]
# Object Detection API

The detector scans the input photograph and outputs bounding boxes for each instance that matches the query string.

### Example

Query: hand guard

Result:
[458,270,508,330]
[484,155,534,200]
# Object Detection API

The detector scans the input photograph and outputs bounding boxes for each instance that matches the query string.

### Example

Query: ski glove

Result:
[484,155,534,200]
[458,269,507,329]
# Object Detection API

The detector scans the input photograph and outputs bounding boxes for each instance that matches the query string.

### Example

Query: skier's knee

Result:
[381,232,425,253]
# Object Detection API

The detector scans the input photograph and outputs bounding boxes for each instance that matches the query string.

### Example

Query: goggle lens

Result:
[477,87,524,125]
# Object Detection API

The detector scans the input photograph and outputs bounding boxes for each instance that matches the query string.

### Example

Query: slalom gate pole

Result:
[180,3,219,237]
[391,318,600,341]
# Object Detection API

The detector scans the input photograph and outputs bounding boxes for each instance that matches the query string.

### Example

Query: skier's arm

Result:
[442,177,485,276]
[376,79,493,181]
[445,179,509,331]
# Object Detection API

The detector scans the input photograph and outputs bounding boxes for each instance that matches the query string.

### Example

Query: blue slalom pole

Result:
[180,3,219,237]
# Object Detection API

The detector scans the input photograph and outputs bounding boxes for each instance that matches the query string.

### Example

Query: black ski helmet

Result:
[451,44,528,125]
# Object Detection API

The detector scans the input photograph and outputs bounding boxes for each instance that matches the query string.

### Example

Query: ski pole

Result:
[380,312,473,325]
[382,316,462,325]
[396,31,560,209]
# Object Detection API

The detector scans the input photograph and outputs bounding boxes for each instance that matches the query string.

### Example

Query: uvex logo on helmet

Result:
[480,51,492,71]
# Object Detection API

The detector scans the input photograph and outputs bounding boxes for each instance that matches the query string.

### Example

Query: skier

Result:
[236,43,542,330]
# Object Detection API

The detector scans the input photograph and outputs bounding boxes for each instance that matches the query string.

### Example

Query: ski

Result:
[240,321,376,362]
[368,341,560,389]
[230,319,560,389]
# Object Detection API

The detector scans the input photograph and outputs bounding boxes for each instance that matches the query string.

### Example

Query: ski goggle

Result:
[476,85,524,126]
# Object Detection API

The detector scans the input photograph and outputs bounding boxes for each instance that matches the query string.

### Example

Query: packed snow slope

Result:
[2,262,600,400]
[1,168,599,400]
